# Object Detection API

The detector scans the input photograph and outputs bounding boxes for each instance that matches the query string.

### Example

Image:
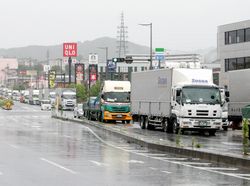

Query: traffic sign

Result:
[89,54,98,64]
[107,60,116,72]
[155,48,165,62]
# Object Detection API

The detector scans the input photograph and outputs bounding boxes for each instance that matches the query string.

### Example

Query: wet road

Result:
[0,102,250,186]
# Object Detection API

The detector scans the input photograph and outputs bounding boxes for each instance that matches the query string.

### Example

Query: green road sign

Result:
[155,48,165,52]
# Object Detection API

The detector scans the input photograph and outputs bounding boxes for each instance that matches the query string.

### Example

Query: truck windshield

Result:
[49,94,56,98]
[181,86,221,104]
[63,95,76,99]
[103,92,130,103]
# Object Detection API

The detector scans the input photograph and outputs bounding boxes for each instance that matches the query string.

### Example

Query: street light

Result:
[139,23,153,70]
[97,47,108,80]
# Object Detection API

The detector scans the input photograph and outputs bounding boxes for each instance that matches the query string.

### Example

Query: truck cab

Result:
[172,84,222,135]
[56,88,76,111]
[99,80,132,123]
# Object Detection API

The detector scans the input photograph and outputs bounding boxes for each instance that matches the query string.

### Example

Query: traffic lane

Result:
[63,110,249,159]
[1,105,250,185]
[0,115,250,186]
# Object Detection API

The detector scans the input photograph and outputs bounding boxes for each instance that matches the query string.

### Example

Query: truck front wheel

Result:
[172,119,179,134]
[209,130,216,136]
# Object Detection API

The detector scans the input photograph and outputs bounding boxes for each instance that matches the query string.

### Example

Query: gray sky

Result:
[1,0,250,51]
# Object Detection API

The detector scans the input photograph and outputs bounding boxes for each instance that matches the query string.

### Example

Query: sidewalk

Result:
[52,113,250,170]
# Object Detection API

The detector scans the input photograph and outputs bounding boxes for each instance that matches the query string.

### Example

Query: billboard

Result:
[48,70,56,88]
[89,64,98,82]
[63,43,77,57]
[75,64,85,85]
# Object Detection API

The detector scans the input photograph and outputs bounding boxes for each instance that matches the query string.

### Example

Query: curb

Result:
[52,115,250,170]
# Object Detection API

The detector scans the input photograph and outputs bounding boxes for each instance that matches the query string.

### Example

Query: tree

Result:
[90,81,101,97]
[68,83,88,102]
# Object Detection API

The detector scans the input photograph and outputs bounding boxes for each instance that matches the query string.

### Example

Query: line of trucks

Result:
[84,67,230,135]
[17,88,77,111]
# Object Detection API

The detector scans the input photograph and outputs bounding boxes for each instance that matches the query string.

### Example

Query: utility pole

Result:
[68,57,72,85]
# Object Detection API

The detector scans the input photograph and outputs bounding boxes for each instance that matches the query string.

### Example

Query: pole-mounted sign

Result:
[63,42,78,84]
[63,43,78,57]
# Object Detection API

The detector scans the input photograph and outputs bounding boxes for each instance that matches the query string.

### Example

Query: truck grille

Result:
[196,110,209,116]
[111,106,128,113]
[66,101,74,106]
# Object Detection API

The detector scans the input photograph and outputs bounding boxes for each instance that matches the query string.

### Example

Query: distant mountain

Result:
[0,37,217,63]
[190,47,217,63]
[0,37,149,62]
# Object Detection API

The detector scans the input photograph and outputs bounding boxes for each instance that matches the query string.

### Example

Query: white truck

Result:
[39,88,51,110]
[49,90,56,107]
[12,90,20,101]
[131,68,223,135]
[228,69,250,126]
[23,90,29,103]
[56,88,76,111]
[29,89,40,105]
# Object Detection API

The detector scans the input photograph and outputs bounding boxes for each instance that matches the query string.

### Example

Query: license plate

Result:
[116,114,122,118]
[199,121,207,126]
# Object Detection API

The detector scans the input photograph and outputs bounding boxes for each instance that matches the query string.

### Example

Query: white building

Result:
[218,20,250,87]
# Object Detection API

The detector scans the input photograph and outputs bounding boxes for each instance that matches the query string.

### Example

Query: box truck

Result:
[56,88,76,111]
[131,68,223,135]
[29,89,40,105]
[86,80,132,123]
[228,69,250,126]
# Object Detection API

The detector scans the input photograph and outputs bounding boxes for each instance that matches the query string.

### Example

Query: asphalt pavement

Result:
[0,102,249,185]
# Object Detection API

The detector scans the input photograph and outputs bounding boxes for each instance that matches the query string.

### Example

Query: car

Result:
[73,103,84,118]
[40,100,51,110]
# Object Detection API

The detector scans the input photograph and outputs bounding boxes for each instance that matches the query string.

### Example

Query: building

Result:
[0,58,18,87]
[92,53,202,81]
[218,20,250,87]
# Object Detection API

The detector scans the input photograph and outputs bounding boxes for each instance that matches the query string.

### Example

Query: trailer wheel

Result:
[139,116,145,129]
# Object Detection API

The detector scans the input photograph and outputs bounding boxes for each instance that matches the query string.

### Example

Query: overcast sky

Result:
[1,0,250,51]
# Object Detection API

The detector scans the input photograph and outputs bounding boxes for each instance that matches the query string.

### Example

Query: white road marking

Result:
[162,171,171,174]
[89,160,108,167]
[127,160,144,164]
[9,144,20,149]
[181,162,211,166]
[162,158,188,161]
[197,167,238,171]
[149,167,158,170]
[142,153,167,157]
[222,142,242,146]
[233,174,250,177]
[79,125,250,181]
[40,158,77,174]
[63,135,73,138]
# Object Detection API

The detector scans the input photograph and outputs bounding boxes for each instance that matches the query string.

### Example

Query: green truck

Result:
[84,80,132,123]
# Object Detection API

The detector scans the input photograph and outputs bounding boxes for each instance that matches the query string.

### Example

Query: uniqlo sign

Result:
[63,43,77,57]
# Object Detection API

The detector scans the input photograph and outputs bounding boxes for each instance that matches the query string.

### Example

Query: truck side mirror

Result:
[225,91,230,97]
[225,97,230,102]
[176,89,181,97]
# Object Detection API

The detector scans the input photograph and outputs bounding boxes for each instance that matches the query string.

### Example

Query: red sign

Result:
[63,43,77,57]
[90,74,97,81]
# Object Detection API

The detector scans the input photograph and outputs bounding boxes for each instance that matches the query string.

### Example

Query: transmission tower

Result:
[116,12,128,58]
